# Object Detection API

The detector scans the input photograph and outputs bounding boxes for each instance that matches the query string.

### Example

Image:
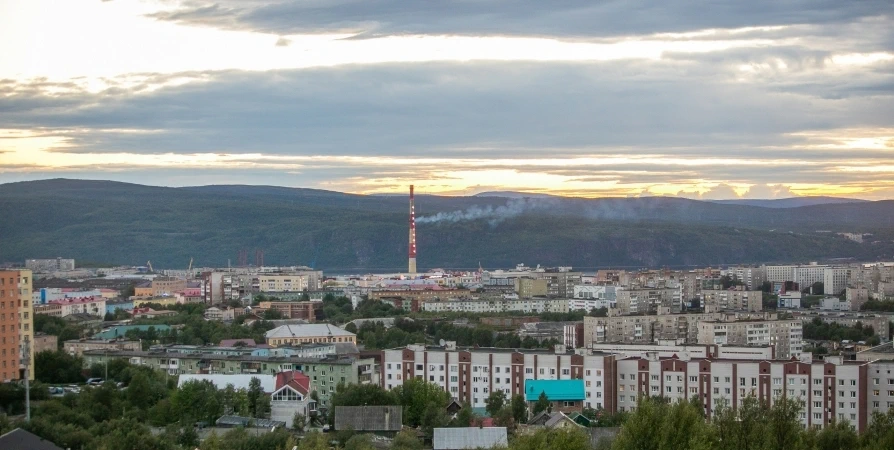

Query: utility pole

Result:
[22,337,31,421]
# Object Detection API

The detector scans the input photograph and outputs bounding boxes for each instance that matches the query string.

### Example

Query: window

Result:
[562,369,570,376]
[586,370,591,376]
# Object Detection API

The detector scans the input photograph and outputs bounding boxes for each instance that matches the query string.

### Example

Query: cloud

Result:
[274,36,290,47]
[744,183,797,199]
[147,1,892,40]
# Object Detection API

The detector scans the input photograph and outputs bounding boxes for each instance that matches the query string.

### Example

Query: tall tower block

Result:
[408,185,417,274]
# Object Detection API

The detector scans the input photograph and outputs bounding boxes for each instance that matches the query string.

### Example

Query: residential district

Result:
[2,258,894,449]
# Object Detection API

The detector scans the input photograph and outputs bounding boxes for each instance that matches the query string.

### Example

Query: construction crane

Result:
[146,260,154,273]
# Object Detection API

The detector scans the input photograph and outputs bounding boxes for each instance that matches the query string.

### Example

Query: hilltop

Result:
[1,179,892,270]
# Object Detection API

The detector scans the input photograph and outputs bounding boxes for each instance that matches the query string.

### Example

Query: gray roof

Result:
[0,429,63,450]
[265,324,355,339]
[433,427,508,450]
[545,412,581,428]
[335,406,402,431]
[215,415,286,428]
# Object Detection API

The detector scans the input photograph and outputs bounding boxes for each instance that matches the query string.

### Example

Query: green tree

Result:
[171,379,222,425]
[610,396,666,450]
[35,351,85,384]
[393,378,450,428]
[391,429,423,450]
[510,394,528,424]
[125,371,151,410]
[485,390,507,417]
[767,396,803,449]
[298,430,330,450]
[513,427,591,450]
[816,420,858,450]
[247,376,265,417]
[292,411,307,432]
[533,391,550,415]
[344,433,375,450]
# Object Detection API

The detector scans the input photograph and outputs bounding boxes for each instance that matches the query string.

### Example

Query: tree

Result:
[510,394,528,424]
[533,391,550,415]
[391,429,423,450]
[816,420,858,450]
[514,427,591,450]
[451,402,476,427]
[344,433,375,450]
[485,390,507,417]
[171,380,222,425]
[767,397,803,450]
[298,431,330,450]
[35,351,85,384]
[292,411,306,432]
[125,371,152,410]
[393,379,450,428]
[262,309,284,320]
[247,376,266,417]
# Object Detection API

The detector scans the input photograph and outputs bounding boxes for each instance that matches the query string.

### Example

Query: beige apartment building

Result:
[514,277,547,299]
[258,275,309,292]
[615,288,682,315]
[696,319,803,358]
[700,288,762,312]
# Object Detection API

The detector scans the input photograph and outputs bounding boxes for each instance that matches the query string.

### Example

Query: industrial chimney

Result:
[408,185,417,274]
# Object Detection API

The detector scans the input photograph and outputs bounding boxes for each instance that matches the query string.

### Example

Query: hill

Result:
[1,179,892,271]
[710,197,868,208]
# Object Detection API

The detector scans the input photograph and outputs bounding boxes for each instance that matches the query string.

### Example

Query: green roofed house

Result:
[525,379,586,414]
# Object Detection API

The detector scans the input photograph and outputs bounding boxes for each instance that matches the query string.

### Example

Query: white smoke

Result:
[416,198,556,226]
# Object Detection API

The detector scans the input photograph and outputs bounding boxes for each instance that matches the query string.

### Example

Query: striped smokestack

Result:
[408,185,417,274]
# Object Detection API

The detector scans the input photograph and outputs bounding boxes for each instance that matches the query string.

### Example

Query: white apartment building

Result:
[422,298,569,314]
[587,341,775,360]
[778,291,803,309]
[696,319,803,358]
[820,297,851,311]
[25,258,75,272]
[700,289,762,312]
[824,268,851,296]
[614,288,682,315]
[615,354,871,431]
[382,344,617,411]
[764,265,797,283]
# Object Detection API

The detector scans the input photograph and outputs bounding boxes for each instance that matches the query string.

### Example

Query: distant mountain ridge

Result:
[710,197,868,208]
[1,179,892,270]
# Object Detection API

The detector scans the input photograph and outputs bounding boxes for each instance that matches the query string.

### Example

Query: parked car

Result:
[86,378,103,386]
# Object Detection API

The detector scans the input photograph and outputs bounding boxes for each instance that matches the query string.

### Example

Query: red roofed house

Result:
[271,371,316,425]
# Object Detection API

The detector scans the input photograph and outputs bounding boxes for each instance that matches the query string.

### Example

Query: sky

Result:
[0,1,892,199]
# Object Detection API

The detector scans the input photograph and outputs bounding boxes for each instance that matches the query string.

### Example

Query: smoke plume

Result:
[416,198,557,226]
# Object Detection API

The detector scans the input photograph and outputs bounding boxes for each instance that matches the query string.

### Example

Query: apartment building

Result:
[846,287,870,310]
[25,258,75,272]
[824,268,852,297]
[539,270,582,298]
[82,349,374,407]
[586,341,775,360]
[258,301,320,322]
[44,296,107,317]
[514,277,547,299]
[696,319,803,358]
[17,270,34,380]
[369,287,471,302]
[700,289,762,312]
[583,311,801,358]
[615,354,871,431]
[792,311,892,338]
[63,339,141,356]
[0,270,22,381]
[32,333,58,354]
[381,343,617,411]
[151,277,187,296]
[422,298,569,314]
[726,266,766,290]
[764,265,797,283]
[258,275,309,293]
[615,288,682,315]
[265,324,356,346]
[571,285,616,311]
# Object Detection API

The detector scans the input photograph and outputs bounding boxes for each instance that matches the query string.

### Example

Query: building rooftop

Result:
[858,342,894,354]
[265,324,355,339]
[525,379,585,402]
[82,348,362,365]
[179,374,276,392]
[434,427,508,450]
[0,428,63,450]
[215,416,286,429]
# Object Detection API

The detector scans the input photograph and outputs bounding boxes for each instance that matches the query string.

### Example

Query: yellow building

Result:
[134,296,180,308]
[514,277,548,299]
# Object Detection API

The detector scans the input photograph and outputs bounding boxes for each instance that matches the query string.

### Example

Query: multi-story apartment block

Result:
[258,301,320,322]
[151,277,187,296]
[258,275,309,293]
[764,265,798,283]
[82,349,375,407]
[615,354,871,431]
[422,298,569,314]
[587,341,775,360]
[846,287,869,310]
[700,288,762,312]
[614,288,682,315]
[571,285,616,311]
[514,277,547,299]
[63,339,141,356]
[696,319,803,358]
[369,287,471,302]
[539,270,582,298]
[727,266,766,290]
[381,343,617,411]
[824,268,852,297]
[584,311,801,359]
[265,324,356,346]
[25,258,75,272]
[0,270,34,381]
[0,270,23,381]
[792,311,892,338]
[35,296,106,317]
